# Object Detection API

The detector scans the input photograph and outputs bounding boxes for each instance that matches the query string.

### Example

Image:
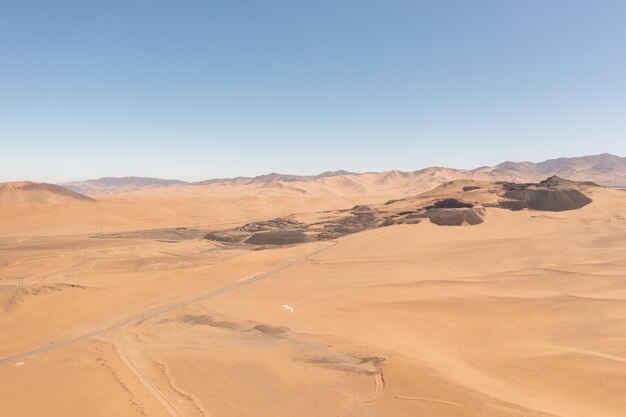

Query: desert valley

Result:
[1,153,625,417]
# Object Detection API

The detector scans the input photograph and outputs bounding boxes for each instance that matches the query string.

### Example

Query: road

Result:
[0,241,335,366]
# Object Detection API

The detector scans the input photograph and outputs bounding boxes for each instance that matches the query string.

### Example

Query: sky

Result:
[1,0,625,182]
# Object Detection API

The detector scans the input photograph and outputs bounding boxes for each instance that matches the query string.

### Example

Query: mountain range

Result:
[60,153,626,196]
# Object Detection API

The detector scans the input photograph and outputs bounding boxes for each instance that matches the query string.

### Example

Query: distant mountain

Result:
[476,153,626,185]
[0,181,95,204]
[61,177,187,195]
[59,153,625,196]
[63,172,361,195]
[193,170,359,186]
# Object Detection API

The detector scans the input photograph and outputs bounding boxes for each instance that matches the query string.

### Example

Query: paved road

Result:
[0,242,335,366]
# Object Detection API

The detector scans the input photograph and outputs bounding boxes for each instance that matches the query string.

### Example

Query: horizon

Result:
[2,1,626,182]
[0,152,622,185]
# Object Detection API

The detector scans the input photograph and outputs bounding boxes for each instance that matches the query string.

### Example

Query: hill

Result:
[0,181,95,204]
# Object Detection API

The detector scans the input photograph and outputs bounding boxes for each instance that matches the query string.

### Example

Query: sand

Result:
[0,181,95,204]
[1,178,625,417]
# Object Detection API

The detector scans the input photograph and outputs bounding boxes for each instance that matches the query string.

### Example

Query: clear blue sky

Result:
[1,1,625,182]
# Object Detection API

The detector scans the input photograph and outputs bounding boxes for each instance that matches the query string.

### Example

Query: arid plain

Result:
[1,156,626,417]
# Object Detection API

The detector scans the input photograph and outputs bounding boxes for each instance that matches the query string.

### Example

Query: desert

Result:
[1,155,626,417]
[3,3,626,416]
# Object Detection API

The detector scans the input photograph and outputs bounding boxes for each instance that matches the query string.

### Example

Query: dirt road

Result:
[0,242,335,366]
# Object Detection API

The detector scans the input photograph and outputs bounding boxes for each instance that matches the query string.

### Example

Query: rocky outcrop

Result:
[244,231,310,245]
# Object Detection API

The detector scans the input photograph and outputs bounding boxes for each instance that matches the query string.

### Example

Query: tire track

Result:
[394,394,461,406]
[109,330,184,417]
[363,370,385,403]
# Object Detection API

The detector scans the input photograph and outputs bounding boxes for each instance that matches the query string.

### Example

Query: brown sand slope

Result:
[0,181,95,204]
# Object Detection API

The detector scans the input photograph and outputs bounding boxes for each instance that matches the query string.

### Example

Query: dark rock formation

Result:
[424,198,474,209]
[240,218,307,233]
[421,208,484,226]
[204,230,250,243]
[463,186,481,192]
[496,177,593,212]
[244,230,310,245]
[500,188,592,211]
